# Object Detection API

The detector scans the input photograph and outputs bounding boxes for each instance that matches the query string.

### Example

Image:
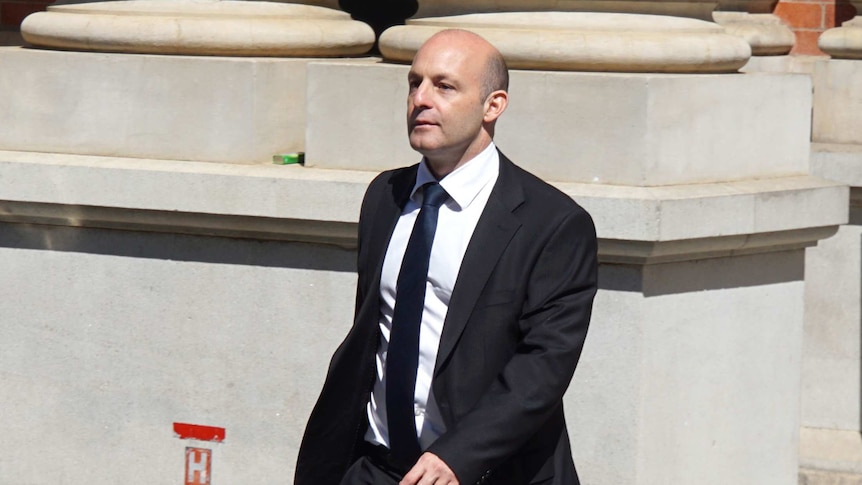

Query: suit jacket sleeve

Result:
[426,205,598,484]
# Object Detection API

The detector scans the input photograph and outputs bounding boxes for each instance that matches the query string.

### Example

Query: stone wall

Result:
[0,2,857,484]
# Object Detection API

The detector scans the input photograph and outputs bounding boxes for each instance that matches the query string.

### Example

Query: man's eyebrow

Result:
[431,73,460,86]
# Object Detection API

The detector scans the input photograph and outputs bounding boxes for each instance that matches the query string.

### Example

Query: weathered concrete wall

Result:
[570,252,804,485]
[0,223,808,484]
[0,223,355,483]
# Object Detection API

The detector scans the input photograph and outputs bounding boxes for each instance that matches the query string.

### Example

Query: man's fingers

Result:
[399,453,459,485]
[400,465,422,485]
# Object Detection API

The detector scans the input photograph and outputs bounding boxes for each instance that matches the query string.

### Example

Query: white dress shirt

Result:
[365,142,500,450]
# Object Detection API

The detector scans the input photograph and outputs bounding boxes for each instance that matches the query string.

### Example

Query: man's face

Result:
[406,36,488,164]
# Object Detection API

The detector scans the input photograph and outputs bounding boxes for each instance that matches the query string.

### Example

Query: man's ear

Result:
[483,90,509,123]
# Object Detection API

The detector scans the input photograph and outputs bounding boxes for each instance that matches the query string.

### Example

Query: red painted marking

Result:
[185,447,212,485]
[173,423,225,442]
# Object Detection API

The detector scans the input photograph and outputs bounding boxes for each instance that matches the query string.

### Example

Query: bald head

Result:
[406,28,510,176]
[416,29,509,101]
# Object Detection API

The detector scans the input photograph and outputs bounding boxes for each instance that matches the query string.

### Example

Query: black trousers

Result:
[339,456,403,485]
[339,443,407,485]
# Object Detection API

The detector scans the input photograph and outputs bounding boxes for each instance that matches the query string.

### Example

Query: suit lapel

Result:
[363,167,416,305]
[434,153,525,375]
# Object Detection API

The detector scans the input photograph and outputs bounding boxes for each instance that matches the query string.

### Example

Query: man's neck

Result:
[426,139,493,180]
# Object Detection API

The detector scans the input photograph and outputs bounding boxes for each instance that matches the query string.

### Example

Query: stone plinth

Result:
[712,12,794,55]
[0,47,373,164]
[801,143,862,483]
[380,12,751,73]
[813,59,862,145]
[307,61,809,186]
[0,148,846,484]
[804,16,862,482]
[21,0,374,57]
[819,17,862,60]
[575,251,805,484]
[799,428,862,482]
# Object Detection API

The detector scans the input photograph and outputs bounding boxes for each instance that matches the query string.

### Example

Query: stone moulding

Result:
[598,227,839,264]
[0,200,360,249]
[379,12,752,73]
[0,151,845,263]
[819,17,862,60]
[20,0,375,57]
[712,12,794,55]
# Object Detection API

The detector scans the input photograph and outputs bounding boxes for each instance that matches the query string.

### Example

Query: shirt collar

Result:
[412,142,499,210]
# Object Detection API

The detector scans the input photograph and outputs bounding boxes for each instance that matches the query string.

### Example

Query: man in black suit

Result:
[295,29,598,485]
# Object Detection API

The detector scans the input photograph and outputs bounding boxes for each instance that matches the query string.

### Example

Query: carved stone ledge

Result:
[21,0,375,57]
[819,17,862,60]
[712,12,794,55]
[0,151,846,264]
[380,12,751,73]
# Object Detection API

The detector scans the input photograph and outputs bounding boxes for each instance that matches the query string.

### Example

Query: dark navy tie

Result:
[386,182,449,468]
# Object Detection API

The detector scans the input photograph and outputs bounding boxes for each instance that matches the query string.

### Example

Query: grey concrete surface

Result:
[0,148,846,484]
[570,251,805,484]
[813,60,862,145]
[0,223,356,483]
[307,61,812,186]
[0,47,373,164]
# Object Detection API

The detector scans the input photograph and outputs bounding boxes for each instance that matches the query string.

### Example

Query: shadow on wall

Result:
[0,222,356,272]
[835,0,858,25]
[599,250,805,296]
[0,30,23,46]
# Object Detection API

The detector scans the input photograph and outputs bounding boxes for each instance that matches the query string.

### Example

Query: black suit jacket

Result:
[295,152,598,485]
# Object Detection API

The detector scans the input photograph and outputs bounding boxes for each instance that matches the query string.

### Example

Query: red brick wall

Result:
[0,0,55,30]
[774,0,858,55]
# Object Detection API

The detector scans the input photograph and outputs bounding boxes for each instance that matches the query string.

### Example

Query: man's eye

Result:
[439,84,453,91]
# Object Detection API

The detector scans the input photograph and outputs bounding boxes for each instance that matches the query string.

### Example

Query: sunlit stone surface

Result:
[713,12,794,55]
[380,12,751,73]
[21,0,375,56]
[819,17,862,59]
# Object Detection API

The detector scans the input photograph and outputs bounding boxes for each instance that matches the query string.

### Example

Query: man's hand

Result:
[400,452,460,485]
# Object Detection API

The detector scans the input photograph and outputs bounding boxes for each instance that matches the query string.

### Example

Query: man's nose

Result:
[412,82,432,108]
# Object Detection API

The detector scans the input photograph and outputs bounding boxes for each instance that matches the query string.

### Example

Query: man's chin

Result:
[408,137,437,156]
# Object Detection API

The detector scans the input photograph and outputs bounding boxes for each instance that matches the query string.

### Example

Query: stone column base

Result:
[800,428,862,485]
[0,47,376,164]
[800,469,862,485]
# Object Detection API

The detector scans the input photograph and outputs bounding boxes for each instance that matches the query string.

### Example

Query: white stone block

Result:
[0,150,846,260]
[800,427,862,476]
[568,251,805,485]
[0,225,356,484]
[741,54,825,74]
[0,47,370,164]
[0,151,847,484]
[812,143,862,188]
[805,144,862,432]
[307,61,812,186]
[813,59,862,145]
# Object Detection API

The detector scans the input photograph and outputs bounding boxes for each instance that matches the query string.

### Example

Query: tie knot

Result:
[422,183,448,209]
